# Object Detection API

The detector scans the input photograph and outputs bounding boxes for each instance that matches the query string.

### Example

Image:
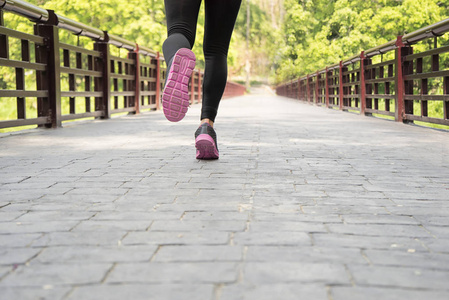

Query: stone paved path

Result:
[1,90,449,299]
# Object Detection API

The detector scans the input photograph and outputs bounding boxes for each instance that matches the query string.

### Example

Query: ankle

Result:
[201,119,214,128]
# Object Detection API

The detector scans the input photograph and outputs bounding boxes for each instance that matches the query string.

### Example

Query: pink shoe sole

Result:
[195,134,219,160]
[162,48,196,122]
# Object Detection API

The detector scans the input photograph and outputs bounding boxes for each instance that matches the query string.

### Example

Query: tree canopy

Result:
[2,0,449,84]
[277,0,449,82]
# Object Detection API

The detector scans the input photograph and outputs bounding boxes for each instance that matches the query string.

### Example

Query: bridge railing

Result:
[276,18,449,128]
[0,0,243,131]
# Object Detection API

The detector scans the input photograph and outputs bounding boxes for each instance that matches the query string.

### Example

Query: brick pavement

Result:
[1,90,449,299]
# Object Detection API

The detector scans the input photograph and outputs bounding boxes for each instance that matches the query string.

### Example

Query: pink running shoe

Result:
[162,48,196,122]
[195,123,219,160]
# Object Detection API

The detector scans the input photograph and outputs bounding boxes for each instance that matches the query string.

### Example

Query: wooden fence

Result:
[276,19,449,127]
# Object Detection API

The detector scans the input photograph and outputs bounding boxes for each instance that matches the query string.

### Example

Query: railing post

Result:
[297,78,301,100]
[445,75,449,121]
[289,81,292,98]
[325,67,329,108]
[315,71,319,105]
[94,32,111,119]
[198,71,202,103]
[394,35,413,123]
[190,70,195,105]
[0,10,6,56]
[34,25,47,124]
[35,11,61,128]
[360,51,367,115]
[155,52,161,110]
[365,57,373,116]
[339,61,344,111]
[129,44,141,114]
[306,74,310,103]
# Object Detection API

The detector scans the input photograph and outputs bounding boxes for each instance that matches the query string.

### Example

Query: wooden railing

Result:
[276,19,449,127]
[0,0,244,131]
[222,81,247,99]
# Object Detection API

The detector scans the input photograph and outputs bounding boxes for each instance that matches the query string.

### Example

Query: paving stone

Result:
[242,262,349,284]
[91,211,180,221]
[31,231,126,247]
[0,265,11,278]
[107,262,238,284]
[331,286,449,300]
[245,246,368,264]
[125,188,198,197]
[35,245,157,263]
[349,265,449,289]
[73,220,152,232]
[219,283,328,300]
[153,245,243,262]
[364,249,449,270]
[0,221,79,234]
[67,284,214,300]
[420,238,449,253]
[316,197,395,207]
[327,224,431,237]
[386,206,449,216]
[0,263,111,287]
[115,194,177,205]
[15,211,95,222]
[181,211,249,221]
[414,216,449,226]
[1,287,70,300]
[301,204,391,215]
[312,233,429,252]
[2,201,90,212]
[0,211,26,222]
[0,176,31,184]
[250,204,303,214]
[150,220,246,232]
[0,248,42,265]
[425,226,449,238]
[0,191,49,202]
[52,181,125,188]
[233,231,311,246]
[251,212,342,223]
[385,192,449,201]
[247,221,327,232]
[122,231,230,246]
[341,214,420,225]
[0,233,42,248]
[65,187,129,196]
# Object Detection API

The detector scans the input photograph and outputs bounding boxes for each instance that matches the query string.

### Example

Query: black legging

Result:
[163,0,242,122]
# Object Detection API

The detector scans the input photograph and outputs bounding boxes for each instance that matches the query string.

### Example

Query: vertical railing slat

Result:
[94,38,111,119]
[360,52,366,115]
[156,52,161,110]
[35,21,62,128]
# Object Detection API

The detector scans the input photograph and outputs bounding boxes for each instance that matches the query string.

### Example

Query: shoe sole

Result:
[162,48,196,122]
[195,134,219,159]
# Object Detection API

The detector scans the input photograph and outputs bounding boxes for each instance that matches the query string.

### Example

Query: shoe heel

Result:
[195,134,219,160]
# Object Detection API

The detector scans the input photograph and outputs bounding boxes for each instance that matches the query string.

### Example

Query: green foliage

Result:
[277,0,449,83]
[233,0,282,82]
[1,0,282,77]
[39,0,166,51]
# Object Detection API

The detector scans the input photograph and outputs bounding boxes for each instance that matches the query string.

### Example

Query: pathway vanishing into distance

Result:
[1,89,449,300]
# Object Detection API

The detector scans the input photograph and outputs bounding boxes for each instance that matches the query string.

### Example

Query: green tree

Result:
[276,0,449,83]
